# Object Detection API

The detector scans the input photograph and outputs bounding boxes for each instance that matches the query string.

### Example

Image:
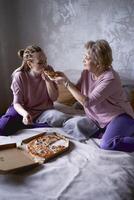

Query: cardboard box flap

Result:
[0,146,39,173]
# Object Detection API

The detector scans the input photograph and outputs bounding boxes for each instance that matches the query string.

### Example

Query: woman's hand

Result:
[53,72,68,85]
[14,103,33,125]
[41,71,51,82]
[22,112,33,125]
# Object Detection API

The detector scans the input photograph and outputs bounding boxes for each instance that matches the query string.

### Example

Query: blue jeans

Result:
[0,105,50,136]
[100,113,134,152]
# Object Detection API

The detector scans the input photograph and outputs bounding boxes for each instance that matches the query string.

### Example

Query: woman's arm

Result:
[14,103,32,125]
[45,80,59,101]
[54,73,87,106]
[11,72,33,125]
[41,72,59,101]
[14,103,28,116]
[54,71,116,108]
[65,80,87,106]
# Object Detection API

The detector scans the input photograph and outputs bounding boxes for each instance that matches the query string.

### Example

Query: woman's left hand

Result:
[41,71,51,82]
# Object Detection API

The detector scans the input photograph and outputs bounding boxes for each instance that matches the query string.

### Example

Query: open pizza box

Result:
[0,132,69,174]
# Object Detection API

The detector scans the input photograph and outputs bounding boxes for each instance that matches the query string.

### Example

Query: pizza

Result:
[43,70,62,79]
[26,133,69,160]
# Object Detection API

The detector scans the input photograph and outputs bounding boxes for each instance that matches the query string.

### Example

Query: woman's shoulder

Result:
[12,70,26,81]
[101,68,120,81]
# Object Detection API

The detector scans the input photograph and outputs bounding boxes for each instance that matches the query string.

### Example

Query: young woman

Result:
[0,45,58,136]
[54,40,134,152]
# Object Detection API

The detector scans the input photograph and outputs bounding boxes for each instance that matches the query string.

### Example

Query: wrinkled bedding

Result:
[0,127,134,200]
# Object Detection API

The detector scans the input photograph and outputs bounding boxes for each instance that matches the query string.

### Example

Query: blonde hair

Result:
[12,45,42,77]
[85,39,113,71]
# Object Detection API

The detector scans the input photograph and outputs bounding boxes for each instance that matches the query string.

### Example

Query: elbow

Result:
[83,96,99,108]
[83,96,90,107]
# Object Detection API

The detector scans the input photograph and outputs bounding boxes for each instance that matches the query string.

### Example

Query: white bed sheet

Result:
[0,127,134,200]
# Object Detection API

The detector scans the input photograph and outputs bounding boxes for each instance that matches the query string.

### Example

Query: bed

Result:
[0,84,134,200]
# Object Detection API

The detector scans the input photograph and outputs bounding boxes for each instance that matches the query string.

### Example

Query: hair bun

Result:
[18,49,24,58]
[85,41,95,49]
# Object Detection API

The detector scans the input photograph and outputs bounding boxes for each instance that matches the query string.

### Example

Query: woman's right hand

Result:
[22,112,33,125]
[53,72,68,85]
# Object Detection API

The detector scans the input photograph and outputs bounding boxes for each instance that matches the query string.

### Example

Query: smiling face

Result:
[28,52,47,73]
[83,52,97,73]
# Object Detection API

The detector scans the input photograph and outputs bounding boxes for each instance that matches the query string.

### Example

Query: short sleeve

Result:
[11,72,24,104]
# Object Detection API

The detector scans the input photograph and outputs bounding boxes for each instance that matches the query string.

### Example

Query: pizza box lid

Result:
[0,132,69,174]
[0,143,40,174]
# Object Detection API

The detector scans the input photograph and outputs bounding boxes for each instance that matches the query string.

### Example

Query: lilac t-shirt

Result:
[77,68,134,128]
[11,69,57,119]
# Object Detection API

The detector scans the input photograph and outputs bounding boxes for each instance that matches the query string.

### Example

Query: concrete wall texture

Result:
[0,0,134,113]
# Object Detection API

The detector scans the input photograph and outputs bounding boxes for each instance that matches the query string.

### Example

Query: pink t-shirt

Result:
[77,68,134,128]
[11,67,57,119]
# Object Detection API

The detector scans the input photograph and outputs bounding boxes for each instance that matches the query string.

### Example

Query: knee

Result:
[100,141,111,150]
[63,116,98,140]
[36,109,72,127]
[100,135,123,150]
[63,116,87,129]
[100,139,117,150]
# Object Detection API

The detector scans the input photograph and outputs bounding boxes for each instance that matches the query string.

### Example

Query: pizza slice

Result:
[43,70,63,80]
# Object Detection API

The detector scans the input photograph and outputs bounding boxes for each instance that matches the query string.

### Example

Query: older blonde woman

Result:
[54,39,134,152]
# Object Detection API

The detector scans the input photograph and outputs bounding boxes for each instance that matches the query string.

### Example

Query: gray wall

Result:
[0,0,20,113]
[0,0,134,113]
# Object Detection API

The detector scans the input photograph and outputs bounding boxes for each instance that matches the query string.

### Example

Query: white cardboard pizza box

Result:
[0,132,69,174]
